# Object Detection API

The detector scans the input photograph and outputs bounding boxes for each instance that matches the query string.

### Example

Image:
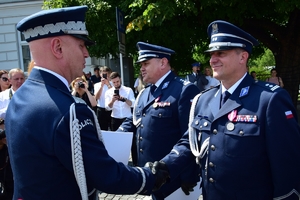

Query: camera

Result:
[78,81,85,89]
[102,73,107,79]
[0,129,6,140]
[114,89,119,96]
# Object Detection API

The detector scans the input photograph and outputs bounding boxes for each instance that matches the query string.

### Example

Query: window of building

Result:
[18,31,31,73]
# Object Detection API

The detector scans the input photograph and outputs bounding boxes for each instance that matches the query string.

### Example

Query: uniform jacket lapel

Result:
[212,74,254,121]
[144,72,175,108]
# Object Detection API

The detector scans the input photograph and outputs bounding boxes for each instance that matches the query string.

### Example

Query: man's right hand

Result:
[145,161,170,191]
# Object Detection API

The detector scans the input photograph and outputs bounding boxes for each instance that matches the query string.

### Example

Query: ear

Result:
[50,38,63,59]
[240,51,249,64]
[160,57,169,68]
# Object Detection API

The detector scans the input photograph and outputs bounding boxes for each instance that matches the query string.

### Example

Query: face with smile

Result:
[140,58,166,84]
[209,48,249,88]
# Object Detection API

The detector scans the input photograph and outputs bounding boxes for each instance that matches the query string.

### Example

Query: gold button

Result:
[211,145,216,151]
[209,178,214,183]
[213,129,217,135]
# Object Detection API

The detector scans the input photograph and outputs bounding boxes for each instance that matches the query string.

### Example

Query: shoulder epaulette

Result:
[255,81,280,92]
[174,76,190,86]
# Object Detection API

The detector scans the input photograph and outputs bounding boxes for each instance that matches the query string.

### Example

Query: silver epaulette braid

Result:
[70,97,105,199]
[188,93,210,165]
[70,103,88,200]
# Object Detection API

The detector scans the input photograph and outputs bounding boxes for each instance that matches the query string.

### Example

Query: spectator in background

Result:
[0,68,25,120]
[94,66,113,130]
[71,75,97,109]
[105,72,135,131]
[83,71,94,94]
[266,68,284,87]
[185,62,208,92]
[0,70,10,92]
[250,71,258,81]
[134,72,147,96]
[91,66,101,85]
[204,67,220,89]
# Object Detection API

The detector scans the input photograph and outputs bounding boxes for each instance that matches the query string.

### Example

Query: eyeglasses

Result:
[1,77,8,82]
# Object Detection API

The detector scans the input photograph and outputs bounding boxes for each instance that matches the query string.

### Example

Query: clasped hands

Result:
[145,161,197,195]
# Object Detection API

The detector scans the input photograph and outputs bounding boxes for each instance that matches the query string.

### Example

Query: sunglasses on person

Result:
[1,77,8,82]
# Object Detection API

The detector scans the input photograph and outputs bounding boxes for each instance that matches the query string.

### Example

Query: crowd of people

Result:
[0,5,299,200]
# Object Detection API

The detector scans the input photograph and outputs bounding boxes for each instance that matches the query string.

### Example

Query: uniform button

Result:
[239,130,244,136]
[209,162,214,167]
[203,122,208,127]
[143,113,146,117]
[158,113,162,117]
[139,136,143,140]
[209,178,214,183]
[213,129,217,135]
[140,124,144,128]
[195,120,199,125]
[211,145,216,151]
[139,149,143,152]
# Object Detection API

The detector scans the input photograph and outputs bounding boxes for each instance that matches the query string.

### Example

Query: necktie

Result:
[148,85,157,100]
[150,85,157,95]
[220,91,231,107]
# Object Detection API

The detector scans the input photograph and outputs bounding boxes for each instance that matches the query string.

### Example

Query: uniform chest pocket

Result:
[224,122,262,157]
[150,108,172,118]
[191,116,211,132]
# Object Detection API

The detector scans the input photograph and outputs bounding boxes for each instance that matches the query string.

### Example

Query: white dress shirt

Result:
[105,85,135,119]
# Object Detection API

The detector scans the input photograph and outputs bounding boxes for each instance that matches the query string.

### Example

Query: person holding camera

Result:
[94,66,113,130]
[105,72,135,131]
[185,62,208,92]
[71,75,97,109]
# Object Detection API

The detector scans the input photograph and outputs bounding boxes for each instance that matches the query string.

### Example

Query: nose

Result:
[83,46,90,58]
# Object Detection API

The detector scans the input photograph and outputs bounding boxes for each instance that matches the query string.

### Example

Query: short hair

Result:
[102,66,112,73]
[110,72,120,80]
[94,66,100,71]
[8,68,24,79]
[271,68,277,73]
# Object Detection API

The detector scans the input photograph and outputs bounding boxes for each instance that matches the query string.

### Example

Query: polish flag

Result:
[285,111,294,119]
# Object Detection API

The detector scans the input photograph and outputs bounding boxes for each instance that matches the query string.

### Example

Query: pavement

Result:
[98,102,300,200]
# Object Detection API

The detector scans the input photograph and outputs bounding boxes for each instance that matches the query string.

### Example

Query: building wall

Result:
[0,0,43,71]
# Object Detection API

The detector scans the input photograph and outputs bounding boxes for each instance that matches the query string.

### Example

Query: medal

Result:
[226,122,235,131]
[228,110,237,121]
[153,102,158,108]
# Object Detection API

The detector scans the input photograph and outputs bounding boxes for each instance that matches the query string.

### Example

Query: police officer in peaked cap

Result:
[150,20,300,200]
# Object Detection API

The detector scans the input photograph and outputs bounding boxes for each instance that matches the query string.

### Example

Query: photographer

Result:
[105,72,135,131]
[71,76,97,109]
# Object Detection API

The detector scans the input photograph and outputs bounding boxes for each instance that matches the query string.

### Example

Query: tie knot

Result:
[221,91,231,107]
[150,85,157,94]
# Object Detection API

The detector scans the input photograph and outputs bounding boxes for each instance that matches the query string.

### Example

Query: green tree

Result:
[43,0,300,106]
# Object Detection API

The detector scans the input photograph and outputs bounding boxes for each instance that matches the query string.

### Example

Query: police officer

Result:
[185,62,208,92]
[150,20,300,199]
[118,42,200,199]
[5,6,167,200]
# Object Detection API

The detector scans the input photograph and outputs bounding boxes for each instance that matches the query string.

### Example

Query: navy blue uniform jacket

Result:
[119,72,200,199]
[162,74,300,200]
[6,68,155,200]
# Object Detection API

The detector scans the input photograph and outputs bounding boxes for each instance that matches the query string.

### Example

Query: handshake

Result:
[145,161,197,195]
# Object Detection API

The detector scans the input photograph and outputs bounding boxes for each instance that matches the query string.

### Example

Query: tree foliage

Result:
[43,0,300,106]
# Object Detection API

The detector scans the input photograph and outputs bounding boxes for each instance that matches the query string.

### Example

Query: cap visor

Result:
[204,46,236,53]
[71,35,95,46]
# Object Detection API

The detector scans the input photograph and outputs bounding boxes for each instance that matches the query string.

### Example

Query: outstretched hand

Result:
[145,161,170,191]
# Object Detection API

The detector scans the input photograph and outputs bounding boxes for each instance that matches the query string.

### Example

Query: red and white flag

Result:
[285,111,294,119]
